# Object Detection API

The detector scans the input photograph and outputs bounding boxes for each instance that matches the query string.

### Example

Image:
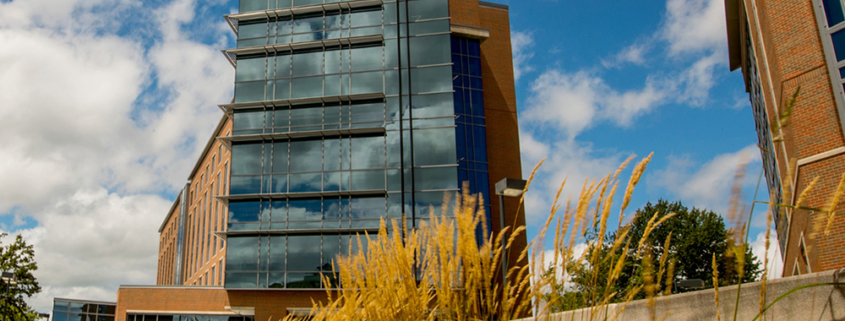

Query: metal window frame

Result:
[812,0,845,140]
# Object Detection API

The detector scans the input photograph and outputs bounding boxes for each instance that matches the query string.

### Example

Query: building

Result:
[51,298,116,321]
[114,0,526,320]
[725,0,845,277]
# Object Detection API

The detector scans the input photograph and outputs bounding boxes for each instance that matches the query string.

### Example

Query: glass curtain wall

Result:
[745,22,786,254]
[225,0,456,289]
[52,300,116,321]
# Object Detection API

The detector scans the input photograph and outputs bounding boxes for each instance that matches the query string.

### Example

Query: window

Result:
[225,233,376,289]
[813,0,845,135]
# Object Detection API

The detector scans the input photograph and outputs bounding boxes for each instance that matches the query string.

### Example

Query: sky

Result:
[0,0,782,313]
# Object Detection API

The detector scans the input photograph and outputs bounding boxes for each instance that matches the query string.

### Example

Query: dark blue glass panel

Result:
[470,90,484,117]
[458,169,469,186]
[455,123,467,160]
[468,58,482,76]
[473,126,488,163]
[453,90,465,114]
[350,197,386,220]
[467,40,481,57]
[229,201,260,223]
[288,199,322,221]
[832,29,845,61]
[452,55,462,74]
[824,0,845,27]
[476,172,490,204]
[475,162,488,172]
[230,176,261,195]
[839,66,845,78]
[451,37,461,53]
[470,77,483,90]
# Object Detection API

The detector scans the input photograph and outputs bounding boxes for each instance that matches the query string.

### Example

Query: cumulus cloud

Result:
[511,31,535,81]
[602,41,652,68]
[520,133,626,223]
[522,70,670,140]
[750,230,784,279]
[662,0,728,56]
[648,145,760,214]
[0,0,234,313]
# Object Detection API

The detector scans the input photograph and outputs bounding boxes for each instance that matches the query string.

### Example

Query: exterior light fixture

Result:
[494,177,527,295]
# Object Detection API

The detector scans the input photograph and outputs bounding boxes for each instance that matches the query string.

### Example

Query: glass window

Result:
[350,170,385,191]
[225,272,258,288]
[230,176,261,195]
[232,143,263,175]
[350,71,383,95]
[269,236,286,271]
[350,197,386,220]
[290,107,323,128]
[350,9,382,28]
[407,0,449,21]
[229,201,260,223]
[287,235,323,271]
[413,128,457,166]
[239,22,268,39]
[294,15,324,34]
[410,35,450,67]
[275,55,291,78]
[235,81,266,103]
[833,29,845,61]
[288,199,322,221]
[237,58,266,82]
[240,0,267,13]
[824,0,845,27]
[52,312,69,321]
[286,273,322,288]
[289,140,323,172]
[351,102,384,123]
[408,20,450,36]
[412,93,453,118]
[292,51,324,77]
[411,66,452,94]
[291,76,324,98]
[69,302,84,313]
[414,167,458,191]
[351,46,383,72]
[350,136,385,169]
[290,173,323,192]
[226,237,259,271]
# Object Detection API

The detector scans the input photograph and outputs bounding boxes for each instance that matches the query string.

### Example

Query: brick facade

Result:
[728,0,845,277]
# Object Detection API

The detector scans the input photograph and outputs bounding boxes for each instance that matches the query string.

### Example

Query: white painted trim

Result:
[797,147,845,166]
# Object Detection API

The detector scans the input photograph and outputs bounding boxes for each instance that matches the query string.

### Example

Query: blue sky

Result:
[0,0,781,312]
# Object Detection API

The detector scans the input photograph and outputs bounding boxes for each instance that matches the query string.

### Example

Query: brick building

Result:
[725,0,845,277]
[108,0,527,320]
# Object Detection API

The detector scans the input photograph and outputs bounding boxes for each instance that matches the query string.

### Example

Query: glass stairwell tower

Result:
[219,0,494,289]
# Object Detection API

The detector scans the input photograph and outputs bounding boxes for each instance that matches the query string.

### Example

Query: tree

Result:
[544,199,761,312]
[0,233,41,321]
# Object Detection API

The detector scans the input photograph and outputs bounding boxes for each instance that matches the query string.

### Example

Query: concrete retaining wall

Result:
[519,269,845,321]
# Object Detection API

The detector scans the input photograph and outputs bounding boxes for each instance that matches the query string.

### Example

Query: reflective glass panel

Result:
[287,236,322,271]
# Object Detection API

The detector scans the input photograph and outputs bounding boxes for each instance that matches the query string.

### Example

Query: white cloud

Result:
[662,0,728,56]
[522,70,670,140]
[648,145,760,214]
[520,133,625,223]
[511,31,535,81]
[0,0,233,313]
[602,41,652,68]
[750,230,784,279]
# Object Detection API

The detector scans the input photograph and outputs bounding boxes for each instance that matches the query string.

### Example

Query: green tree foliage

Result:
[0,233,41,321]
[544,199,761,312]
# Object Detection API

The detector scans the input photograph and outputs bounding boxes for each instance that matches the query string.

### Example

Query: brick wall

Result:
[156,116,233,286]
[741,0,845,276]
[116,287,327,321]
